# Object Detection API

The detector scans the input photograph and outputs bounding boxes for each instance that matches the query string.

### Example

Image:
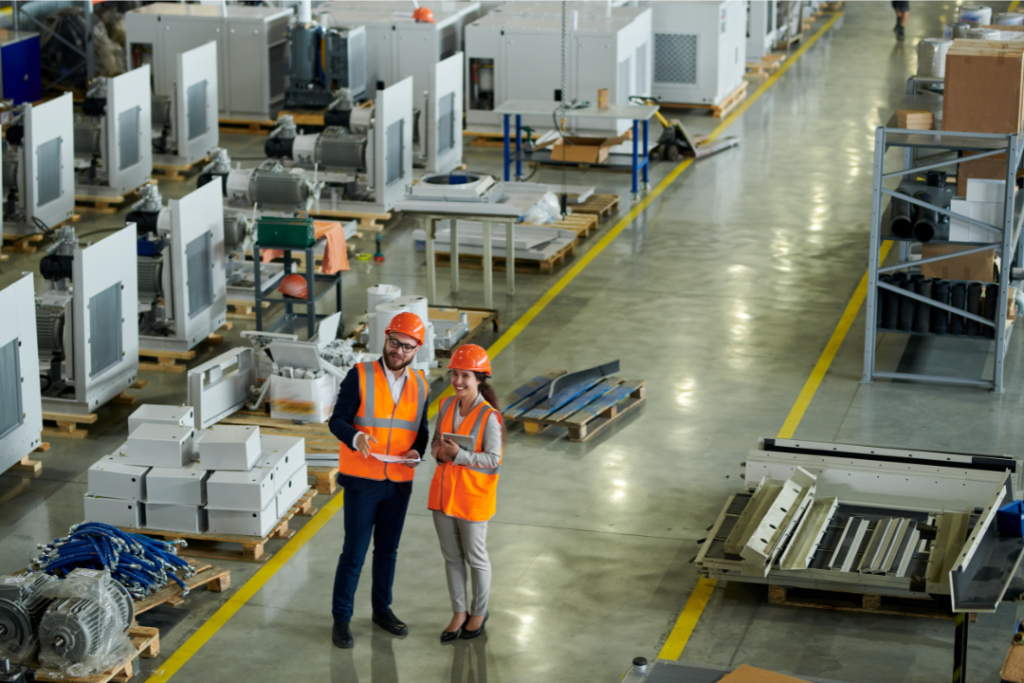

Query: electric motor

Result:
[137,257,164,304]
[318,128,367,171]
[226,166,316,208]
[38,598,105,663]
[0,574,59,663]
[223,211,251,254]
[35,307,66,360]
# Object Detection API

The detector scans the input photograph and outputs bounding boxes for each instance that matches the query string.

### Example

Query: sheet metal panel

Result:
[106,65,153,194]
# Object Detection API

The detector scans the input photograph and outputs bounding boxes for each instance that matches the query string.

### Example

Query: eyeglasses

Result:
[387,336,419,353]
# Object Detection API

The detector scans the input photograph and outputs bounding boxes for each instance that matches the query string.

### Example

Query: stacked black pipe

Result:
[879,276,1001,337]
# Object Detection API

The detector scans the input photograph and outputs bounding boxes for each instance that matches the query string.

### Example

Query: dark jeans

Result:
[332,474,412,622]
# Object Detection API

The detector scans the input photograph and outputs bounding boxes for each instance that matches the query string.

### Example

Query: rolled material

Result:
[958,5,993,26]
[911,191,942,243]
[966,282,983,335]
[899,279,917,332]
[983,283,1000,338]
[944,22,973,39]
[372,302,412,352]
[917,38,953,78]
[931,279,950,334]
[996,12,1024,25]
[914,279,933,333]
[890,190,914,238]
[966,27,1001,39]
[367,284,401,314]
[394,295,429,327]
[950,282,967,335]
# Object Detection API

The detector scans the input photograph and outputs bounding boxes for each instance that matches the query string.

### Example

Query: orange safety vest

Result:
[428,396,503,522]
[338,361,428,482]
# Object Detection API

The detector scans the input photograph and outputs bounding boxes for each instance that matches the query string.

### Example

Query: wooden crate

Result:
[660,81,749,119]
[133,562,231,615]
[572,193,620,218]
[434,239,576,274]
[219,117,275,134]
[767,585,976,622]
[2,232,45,254]
[35,625,160,683]
[504,376,646,443]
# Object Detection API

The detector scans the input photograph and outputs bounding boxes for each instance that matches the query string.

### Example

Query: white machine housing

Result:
[747,0,780,60]
[166,42,220,167]
[187,347,257,430]
[0,275,43,473]
[74,65,153,195]
[649,1,746,106]
[464,10,652,134]
[2,94,75,235]
[137,182,228,353]
[36,227,139,416]
[428,52,465,175]
[125,3,292,120]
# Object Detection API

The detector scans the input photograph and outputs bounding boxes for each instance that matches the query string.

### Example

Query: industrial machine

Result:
[149,42,219,170]
[464,8,652,134]
[125,3,292,121]
[0,275,43,476]
[38,569,133,670]
[73,66,153,197]
[262,77,413,213]
[0,30,42,104]
[0,573,57,664]
[127,182,227,353]
[284,14,366,109]
[35,226,139,417]
[2,94,75,236]
[648,1,746,107]
[747,0,780,60]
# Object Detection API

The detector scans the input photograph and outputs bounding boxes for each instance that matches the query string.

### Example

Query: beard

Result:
[383,347,414,372]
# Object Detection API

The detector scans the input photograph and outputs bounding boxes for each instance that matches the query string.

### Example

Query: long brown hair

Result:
[474,372,506,445]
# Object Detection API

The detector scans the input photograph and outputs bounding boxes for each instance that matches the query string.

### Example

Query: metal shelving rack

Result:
[863,123,1024,393]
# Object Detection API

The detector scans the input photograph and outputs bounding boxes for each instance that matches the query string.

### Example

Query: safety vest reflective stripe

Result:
[427,396,502,521]
[462,408,500,475]
[354,365,427,431]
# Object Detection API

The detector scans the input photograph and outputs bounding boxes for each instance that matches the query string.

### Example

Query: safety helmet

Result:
[412,6,435,23]
[447,344,491,376]
[279,274,308,299]
[385,311,426,345]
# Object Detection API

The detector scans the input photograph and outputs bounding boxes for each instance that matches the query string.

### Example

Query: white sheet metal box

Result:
[207,499,278,537]
[128,404,195,434]
[146,462,209,506]
[84,495,145,528]
[649,1,746,106]
[275,464,310,519]
[146,503,208,533]
[206,463,277,512]
[123,424,195,468]
[259,435,306,492]
[87,456,149,501]
[196,425,261,471]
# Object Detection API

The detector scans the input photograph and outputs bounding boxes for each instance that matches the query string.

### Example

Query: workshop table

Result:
[493,100,660,200]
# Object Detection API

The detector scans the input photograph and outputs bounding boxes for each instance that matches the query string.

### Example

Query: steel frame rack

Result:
[863,125,1024,393]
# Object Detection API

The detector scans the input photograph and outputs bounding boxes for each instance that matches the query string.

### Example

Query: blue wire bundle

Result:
[33,523,196,600]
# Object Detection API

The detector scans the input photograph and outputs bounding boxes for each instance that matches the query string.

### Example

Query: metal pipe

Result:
[914,279,932,333]
[911,190,941,242]
[932,279,950,334]
[966,282,983,335]
[950,282,967,335]
[889,190,913,238]
[984,283,1000,339]
[899,278,916,331]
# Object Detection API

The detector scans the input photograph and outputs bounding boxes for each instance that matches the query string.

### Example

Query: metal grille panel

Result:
[636,44,648,92]
[269,44,287,99]
[386,119,404,186]
[0,338,23,440]
[618,57,631,104]
[36,137,62,206]
[118,106,140,171]
[186,232,213,319]
[654,33,699,85]
[348,30,367,96]
[187,81,207,141]
[438,92,455,154]
[89,283,122,378]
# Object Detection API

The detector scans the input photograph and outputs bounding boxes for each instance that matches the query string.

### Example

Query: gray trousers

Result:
[432,510,491,615]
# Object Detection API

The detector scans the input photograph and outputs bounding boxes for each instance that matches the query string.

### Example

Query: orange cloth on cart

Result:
[261,220,350,274]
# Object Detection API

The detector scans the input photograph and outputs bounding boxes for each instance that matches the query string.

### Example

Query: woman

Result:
[428,344,504,642]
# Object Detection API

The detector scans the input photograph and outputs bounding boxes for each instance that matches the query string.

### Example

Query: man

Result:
[328,311,430,649]
[892,1,909,41]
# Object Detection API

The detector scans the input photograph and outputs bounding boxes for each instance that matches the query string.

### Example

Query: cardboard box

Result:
[943,40,1024,134]
[84,495,145,528]
[920,243,997,281]
[269,374,337,424]
[146,504,207,533]
[87,457,149,501]
[597,88,610,109]
[720,665,806,683]
[958,154,1008,197]
[549,134,628,164]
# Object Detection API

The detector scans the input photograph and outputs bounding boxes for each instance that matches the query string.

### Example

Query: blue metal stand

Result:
[631,119,650,200]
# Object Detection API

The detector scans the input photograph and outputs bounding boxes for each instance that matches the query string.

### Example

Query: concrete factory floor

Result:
[2,2,1022,682]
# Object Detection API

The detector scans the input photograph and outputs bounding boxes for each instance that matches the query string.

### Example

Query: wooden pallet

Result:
[10,455,43,475]
[138,325,231,372]
[434,238,576,274]
[504,376,646,442]
[219,409,337,453]
[306,208,391,233]
[572,193,620,219]
[775,31,803,51]
[75,193,134,214]
[821,1,845,11]
[464,129,540,149]
[42,411,98,439]
[278,107,329,127]
[767,585,976,622]
[431,306,500,358]
[309,466,339,496]
[35,625,160,683]
[111,379,148,407]
[526,213,599,241]
[2,232,45,254]
[121,487,317,563]
[746,53,786,75]
[219,117,276,134]
[133,562,231,615]
[660,81,749,119]
[227,299,270,319]
[152,155,210,182]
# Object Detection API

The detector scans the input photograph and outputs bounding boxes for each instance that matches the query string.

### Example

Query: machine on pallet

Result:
[648,1,747,107]
[747,0,781,60]
[262,77,414,213]
[34,226,139,417]
[284,13,366,109]
[0,30,42,105]
[73,66,153,198]
[0,275,43,476]
[150,42,220,170]
[127,182,227,354]
[125,3,292,122]
[2,94,75,236]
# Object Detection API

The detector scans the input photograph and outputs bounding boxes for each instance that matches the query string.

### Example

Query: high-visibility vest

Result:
[428,396,502,522]
[338,361,428,482]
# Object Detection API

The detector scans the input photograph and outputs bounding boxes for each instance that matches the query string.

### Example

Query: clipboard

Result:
[370,452,423,464]
[442,433,475,451]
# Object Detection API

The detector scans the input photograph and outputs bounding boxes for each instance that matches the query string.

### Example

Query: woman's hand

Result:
[437,436,460,463]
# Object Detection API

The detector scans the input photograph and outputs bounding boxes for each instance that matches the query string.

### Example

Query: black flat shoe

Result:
[373,610,409,636]
[459,612,489,640]
[440,617,467,643]
[333,621,354,649]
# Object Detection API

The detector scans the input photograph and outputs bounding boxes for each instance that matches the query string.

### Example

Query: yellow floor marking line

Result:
[656,13,849,662]
[1011,1,1020,12]
[144,491,345,683]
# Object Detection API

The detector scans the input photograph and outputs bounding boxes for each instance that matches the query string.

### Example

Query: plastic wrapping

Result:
[36,569,133,678]
[958,4,993,25]
[917,38,953,78]
[966,27,1001,39]
[523,192,562,225]
[0,573,60,664]
[996,12,1024,25]
[944,22,972,39]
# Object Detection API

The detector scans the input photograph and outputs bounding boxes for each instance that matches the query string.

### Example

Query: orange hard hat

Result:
[279,274,308,299]
[385,311,426,345]
[447,344,491,376]
[412,6,435,22]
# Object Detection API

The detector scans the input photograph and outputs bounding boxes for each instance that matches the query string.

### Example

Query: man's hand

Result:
[400,450,421,468]
[355,433,378,458]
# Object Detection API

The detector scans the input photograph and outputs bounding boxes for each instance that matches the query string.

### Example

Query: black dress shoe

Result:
[373,610,409,636]
[333,621,354,649]
[440,617,467,643]
[459,612,489,640]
